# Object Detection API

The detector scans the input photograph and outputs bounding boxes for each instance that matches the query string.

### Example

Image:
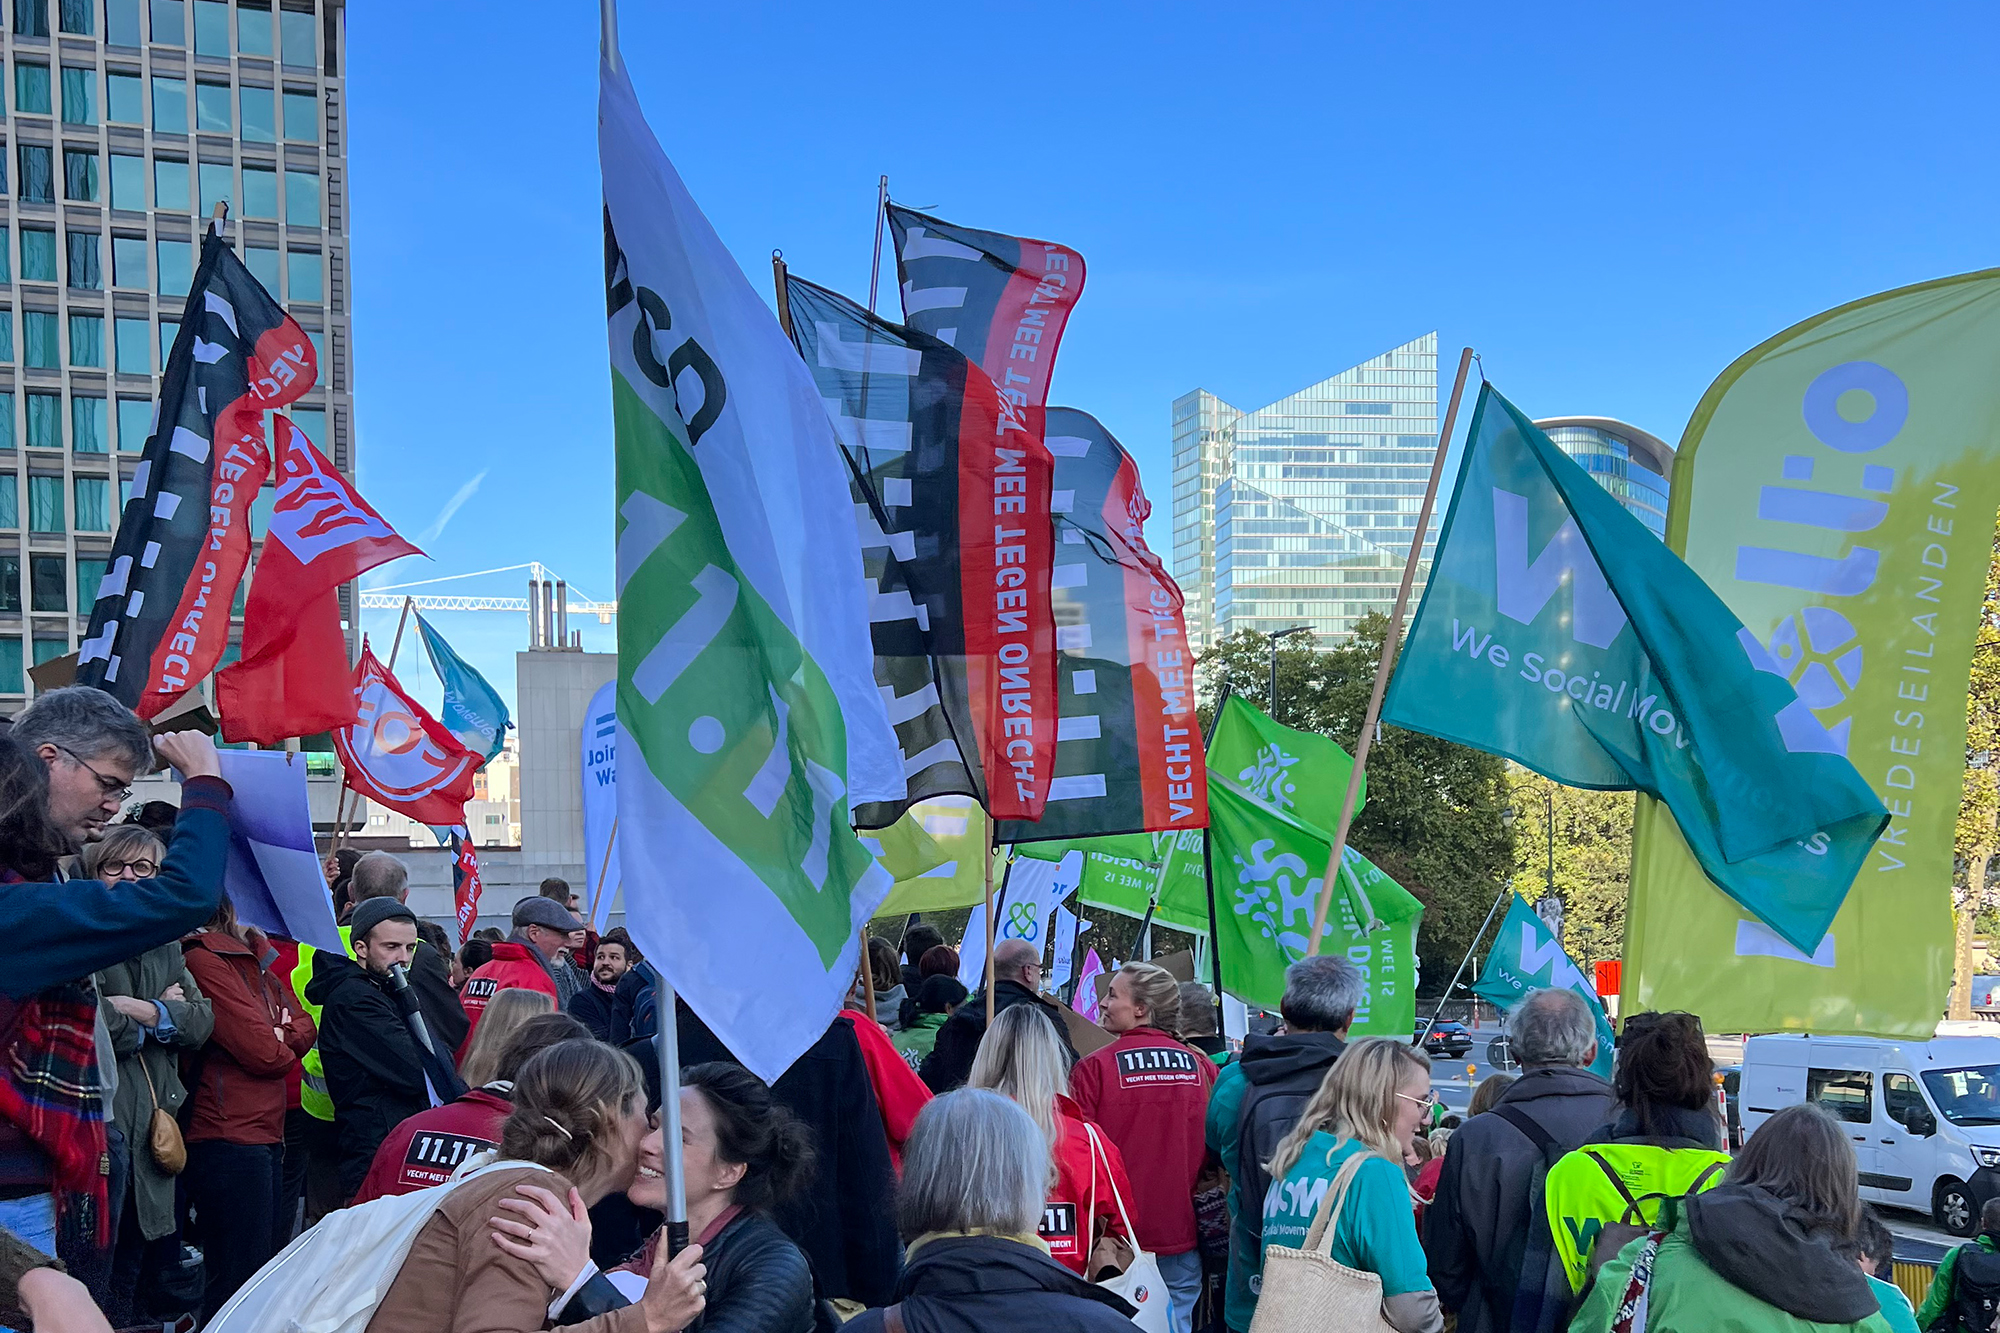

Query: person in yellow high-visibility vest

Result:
[286,924,351,1224]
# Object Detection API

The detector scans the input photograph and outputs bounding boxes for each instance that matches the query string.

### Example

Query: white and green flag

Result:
[600,58,905,1081]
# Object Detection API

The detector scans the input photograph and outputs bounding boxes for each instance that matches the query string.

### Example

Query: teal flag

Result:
[1381,385,1888,955]
[415,613,511,763]
[1472,894,1614,1078]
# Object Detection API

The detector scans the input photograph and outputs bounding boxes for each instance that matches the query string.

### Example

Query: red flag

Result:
[332,645,478,826]
[450,828,484,944]
[217,416,421,744]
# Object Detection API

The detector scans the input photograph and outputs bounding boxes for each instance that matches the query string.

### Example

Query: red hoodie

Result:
[457,942,558,1060]
[842,1007,932,1169]
[350,1087,512,1204]
[1041,1094,1136,1274]
[1069,1025,1215,1256]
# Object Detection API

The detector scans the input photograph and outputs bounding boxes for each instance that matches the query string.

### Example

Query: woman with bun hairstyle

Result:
[492,1060,819,1333]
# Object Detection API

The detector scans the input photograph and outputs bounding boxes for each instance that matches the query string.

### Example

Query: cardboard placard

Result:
[1059,1004,1117,1057]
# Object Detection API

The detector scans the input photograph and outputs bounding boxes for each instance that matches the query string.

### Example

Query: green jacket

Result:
[1916,1233,1998,1330]
[892,1012,948,1068]
[1203,1058,1251,1329]
[1574,1216,1898,1333]
[96,941,214,1241]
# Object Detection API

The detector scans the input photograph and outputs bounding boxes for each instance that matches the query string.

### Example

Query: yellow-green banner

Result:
[1625,270,2000,1035]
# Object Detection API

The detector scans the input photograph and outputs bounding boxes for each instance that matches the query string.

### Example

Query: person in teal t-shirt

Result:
[1257,1037,1442,1333]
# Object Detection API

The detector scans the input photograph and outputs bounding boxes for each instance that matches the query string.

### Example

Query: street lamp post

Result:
[1267,625,1313,723]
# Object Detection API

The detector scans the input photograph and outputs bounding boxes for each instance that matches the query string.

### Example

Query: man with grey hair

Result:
[1205,954,1363,1332]
[1423,987,1615,1333]
[11,684,154,844]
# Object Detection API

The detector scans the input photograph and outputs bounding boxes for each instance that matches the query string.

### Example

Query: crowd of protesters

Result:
[0,682,1965,1333]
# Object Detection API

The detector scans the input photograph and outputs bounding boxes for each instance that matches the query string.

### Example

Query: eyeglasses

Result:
[1396,1090,1438,1111]
[57,745,132,803]
[102,859,158,879]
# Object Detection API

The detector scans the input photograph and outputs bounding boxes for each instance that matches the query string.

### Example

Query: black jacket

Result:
[557,1210,814,1333]
[407,940,468,1056]
[1230,1030,1345,1287]
[304,951,428,1200]
[918,979,1078,1093]
[1681,1182,1880,1324]
[567,982,618,1042]
[1423,1065,1616,1333]
[843,1235,1135,1333]
[632,1002,902,1308]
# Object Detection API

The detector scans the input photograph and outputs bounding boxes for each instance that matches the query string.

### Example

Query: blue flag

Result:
[415,612,510,763]
[1471,894,1615,1079]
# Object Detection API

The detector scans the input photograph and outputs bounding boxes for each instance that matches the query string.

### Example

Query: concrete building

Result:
[1172,333,1439,649]
[516,643,613,892]
[0,0,353,704]
[1534,416,1674,538]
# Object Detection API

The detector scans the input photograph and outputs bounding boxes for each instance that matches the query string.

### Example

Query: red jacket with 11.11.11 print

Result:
[1069,1026,1216,1257]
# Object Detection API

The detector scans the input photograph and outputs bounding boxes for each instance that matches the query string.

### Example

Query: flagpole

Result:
[599,0,619,71]
[1201,684,1233,1005]
[585,816,619,926]
[771,252,795,339]
[1419,881,1514,1041]
[859,926,878,1025]
[385,596,414,674]
[865,175,888,316]
[983,836,999,1025]
[1306,346,1475,956]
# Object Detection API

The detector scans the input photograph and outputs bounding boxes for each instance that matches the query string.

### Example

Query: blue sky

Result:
[344,2,2000,713]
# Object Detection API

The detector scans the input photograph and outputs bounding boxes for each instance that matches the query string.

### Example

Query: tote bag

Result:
[1247,1149,1394,1333]
[1083,1122,1172,1333]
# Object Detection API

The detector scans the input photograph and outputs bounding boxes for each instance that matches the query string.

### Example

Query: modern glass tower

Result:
[1534,416,1673,537]
[1171,333,1438,649]
[0,0,352,704]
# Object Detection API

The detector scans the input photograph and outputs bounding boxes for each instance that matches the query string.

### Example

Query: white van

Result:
[1741,1034,2000,1234]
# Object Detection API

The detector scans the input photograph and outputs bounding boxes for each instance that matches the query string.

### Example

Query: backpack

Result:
[1951,1243,2000,1333]
[1578,1151,1725,1293]
[204,1155,549,1333]
[1494,1104,1573,1333]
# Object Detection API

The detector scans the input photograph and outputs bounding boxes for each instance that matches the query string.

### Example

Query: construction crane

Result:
[357,563,618,637]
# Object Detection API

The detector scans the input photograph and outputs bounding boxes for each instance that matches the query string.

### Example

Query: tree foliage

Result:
[1505,770,1632,970]
[1951,509,2000,1016]
[1198,616,1515,994]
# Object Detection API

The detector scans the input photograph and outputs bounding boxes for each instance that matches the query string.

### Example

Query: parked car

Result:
[1741,1033,2000,1235]
[1415,1020,1473,1059]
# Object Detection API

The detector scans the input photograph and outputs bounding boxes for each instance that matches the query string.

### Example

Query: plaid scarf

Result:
[0,979,109,1245]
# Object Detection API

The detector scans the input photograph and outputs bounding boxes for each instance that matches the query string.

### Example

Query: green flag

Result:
[1208,694,1364,828]
[1626,270,2000,1036]
[1472,895,1614,1079]
[1207,780,1420,1033]
[1383,385,1888,956]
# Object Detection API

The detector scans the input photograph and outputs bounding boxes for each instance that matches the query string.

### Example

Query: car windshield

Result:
[1921,1066,2000,1126]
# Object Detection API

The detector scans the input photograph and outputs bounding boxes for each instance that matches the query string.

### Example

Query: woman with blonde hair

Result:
[1257,1037,1442,1333]
[1071,962,1215,1331]
[457,985,554,1087]
[969,1003,1136,1275]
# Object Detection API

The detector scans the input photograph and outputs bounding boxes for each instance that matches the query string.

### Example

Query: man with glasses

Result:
[918,937,1077,1093]
[11,684,152,846]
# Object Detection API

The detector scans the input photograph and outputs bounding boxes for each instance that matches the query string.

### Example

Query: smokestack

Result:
[556,580,569,650]
[526,577,540,648]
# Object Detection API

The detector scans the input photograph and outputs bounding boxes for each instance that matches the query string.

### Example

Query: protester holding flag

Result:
[178,895,316,1319]
[1072,962,1215,1333]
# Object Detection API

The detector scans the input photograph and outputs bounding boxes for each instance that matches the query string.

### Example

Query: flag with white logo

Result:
[417,613,511,763]
[218,416,420,744]
[449,827,485,945]
[332,644,477,826]
[1382,384,1888,955]
[580,679,618,930]
[602,57,907,1080]
[1471,894,1614,1078]
[77,233,317,715]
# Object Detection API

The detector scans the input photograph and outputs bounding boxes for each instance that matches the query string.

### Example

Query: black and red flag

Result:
[76,232,317,716]
[783,273,1058,827]
[996,409,1208,841]
[449,827,485,944]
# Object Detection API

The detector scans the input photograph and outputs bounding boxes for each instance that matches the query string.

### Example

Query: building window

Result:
[283,170,319,226]
[33,636,67,666]
[62,150,97,202]
[22,313,57,368]
[59,67,94,124]
[0,638,21,693]
[156,239,191,296]
[71,396,105,455]
[198,160,230,214]
[13,63,49,116]
[148,0,180,45]
[0,479,13,532]
[57,0,89,32]
[244,244,278,291]
[236,0,268,54]
[158,318,178,363]
[191,81,230,135]
[11,0,47,37]
[73,476,106,529]
[109,153,144,209]
[305,328,323,369]
[30,554,64,609]
[76,556,104,609]
[25,393,59,449]
[66,233,100,290]
[111,235,145,289]
[113,317,148,373]
[278,4,312,67]
[16,146,52,202]
[0,320,11,365]
[155,158,189,212]
[68,316,103,369]
[106,71,141,124]
[239,85,273,141]
[19,230,54,283]
[28,476,61,530]
[152,76,187,133]
[116,396,149,449]
[105,0,138,44]
[290,406,323,447]
[191,0,225,54]
[282,89,315,142]
[0,230,9,283]
[285,250,320,303]
[241,166,276,219]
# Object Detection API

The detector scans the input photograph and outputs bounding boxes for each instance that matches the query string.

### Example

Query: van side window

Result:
[1884,1073,1927,1129]
[1807,1067,1873,1123]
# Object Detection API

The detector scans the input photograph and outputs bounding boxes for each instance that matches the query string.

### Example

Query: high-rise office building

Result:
[1171,333,1438,649]
[0,0,351,704]
[1534,416,1673,537]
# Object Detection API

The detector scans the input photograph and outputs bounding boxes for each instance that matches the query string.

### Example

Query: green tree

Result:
[1198,617,1515,993]
[1951,510,2000,1018]
[1505,770,1632,970]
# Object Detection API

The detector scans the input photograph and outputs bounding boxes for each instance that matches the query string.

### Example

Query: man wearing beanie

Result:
[302,897,429,1201]
[456,895,583,1057]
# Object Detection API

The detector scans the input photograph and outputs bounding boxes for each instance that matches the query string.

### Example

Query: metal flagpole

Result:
[1306,347,1475,956]
[983,842,1007,1025]
[1418,881,1514,1041]
[771,253,795,339]
[865,175,889,316]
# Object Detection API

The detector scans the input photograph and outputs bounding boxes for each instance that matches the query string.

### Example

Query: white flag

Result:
[581,679,619,931]
[601,57,905,1080]
[957,852,1082,991]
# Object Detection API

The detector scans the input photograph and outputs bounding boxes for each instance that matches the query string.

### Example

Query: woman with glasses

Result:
[1257,1036,1443,1333]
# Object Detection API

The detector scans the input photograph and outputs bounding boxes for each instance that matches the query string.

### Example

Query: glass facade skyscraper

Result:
[1534,416,1673,537]
[1172,333,1438,649]
[0,0,352,704]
